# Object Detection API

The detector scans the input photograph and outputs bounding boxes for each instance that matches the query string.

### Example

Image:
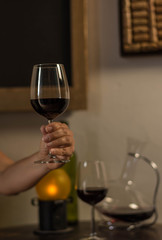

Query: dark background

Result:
[0,0,72,87]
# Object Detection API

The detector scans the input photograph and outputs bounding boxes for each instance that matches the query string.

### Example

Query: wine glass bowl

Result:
[30,63,70,164]
[30,63,69,122]
[76,160,108,240]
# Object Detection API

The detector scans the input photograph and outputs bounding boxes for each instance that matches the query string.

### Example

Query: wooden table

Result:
[0,222,161,240]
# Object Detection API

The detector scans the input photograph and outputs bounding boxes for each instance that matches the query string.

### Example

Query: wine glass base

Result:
[80,236,106,240]
[79,232,106,240]
[34,153,71,164]
[34,159,70,164]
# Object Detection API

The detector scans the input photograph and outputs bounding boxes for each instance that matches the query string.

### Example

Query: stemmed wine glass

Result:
[30,63,70,164]
[76,160,108,240]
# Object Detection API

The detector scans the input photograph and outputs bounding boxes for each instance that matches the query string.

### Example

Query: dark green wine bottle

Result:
[63,152,78,225]
[62,121,78,225]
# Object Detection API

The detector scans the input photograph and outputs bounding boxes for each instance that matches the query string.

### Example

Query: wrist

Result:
[33,152,63,171]
[32,152,49,171]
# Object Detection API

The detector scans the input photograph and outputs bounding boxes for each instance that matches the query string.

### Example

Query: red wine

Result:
[101,207,154,223]
[77,187,108,205]
[31,98,69,120]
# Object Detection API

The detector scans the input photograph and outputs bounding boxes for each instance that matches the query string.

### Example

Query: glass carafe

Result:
[96,139,160,231]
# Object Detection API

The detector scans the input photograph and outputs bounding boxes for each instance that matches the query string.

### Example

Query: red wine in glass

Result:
[76,160,108,240]
[77,187,108,206]
[30,98,69,121]
[30,63,70,164]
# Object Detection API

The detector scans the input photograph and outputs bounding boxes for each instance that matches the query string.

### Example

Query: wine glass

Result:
[76,160,108,240]
[30,63,70,164]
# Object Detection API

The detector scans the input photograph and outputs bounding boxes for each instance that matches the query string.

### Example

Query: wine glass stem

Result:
[91,205,96,236]
[47,119,56,160]
[48,119,53,124]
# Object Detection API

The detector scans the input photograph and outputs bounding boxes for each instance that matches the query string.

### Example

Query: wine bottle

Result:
[62,121,78,225]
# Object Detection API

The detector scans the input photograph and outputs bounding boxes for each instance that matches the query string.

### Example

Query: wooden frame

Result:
[119,0,162,56]
[0,0,88,111]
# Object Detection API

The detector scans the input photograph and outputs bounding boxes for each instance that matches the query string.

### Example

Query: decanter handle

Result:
[128,153,160,228]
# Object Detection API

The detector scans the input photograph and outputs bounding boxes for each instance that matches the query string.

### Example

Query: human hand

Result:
[39,122,75,169]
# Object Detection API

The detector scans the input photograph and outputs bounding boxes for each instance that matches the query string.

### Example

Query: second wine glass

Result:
[30,63,70,164]
[76,160,108,240]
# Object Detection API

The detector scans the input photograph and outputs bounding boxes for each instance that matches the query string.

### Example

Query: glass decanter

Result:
[96,139,160,231]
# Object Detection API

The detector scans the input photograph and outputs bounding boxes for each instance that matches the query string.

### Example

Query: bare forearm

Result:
[0,152,50,195]
[0,122,74,195]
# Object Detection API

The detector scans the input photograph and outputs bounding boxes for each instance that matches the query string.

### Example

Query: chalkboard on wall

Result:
[0,0,88,111]
[0,0,71,87]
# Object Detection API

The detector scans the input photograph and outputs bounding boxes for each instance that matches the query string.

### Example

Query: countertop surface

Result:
[0,222,161,240]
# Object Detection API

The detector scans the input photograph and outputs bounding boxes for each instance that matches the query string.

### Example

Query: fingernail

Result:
[47,142,52,147]
[43,135,51,142]
[46,126,53,132]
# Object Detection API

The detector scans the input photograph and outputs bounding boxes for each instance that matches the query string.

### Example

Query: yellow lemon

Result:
[35,168,71,200]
